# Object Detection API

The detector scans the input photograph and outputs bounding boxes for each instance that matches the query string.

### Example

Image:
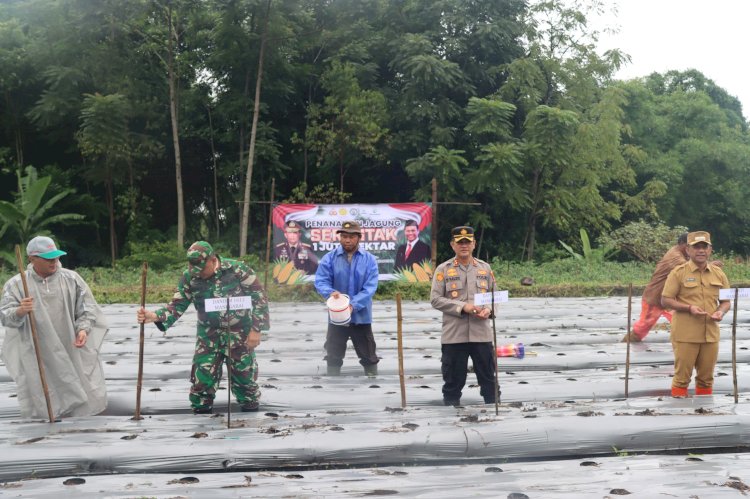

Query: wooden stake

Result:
[431,178,437,269]
[625,283,632,398]
[226,297,232,429]
[491,281,499,416]
[732,288,739,404]
[396,293,406,408]
[264,177,275,289]
[134,262,148,420]
[14,245,54,423]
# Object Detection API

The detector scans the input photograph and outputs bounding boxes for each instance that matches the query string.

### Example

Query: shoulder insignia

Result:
[436,272,444,281]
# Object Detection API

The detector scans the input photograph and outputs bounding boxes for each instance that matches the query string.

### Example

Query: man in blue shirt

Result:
[315,220,380,376]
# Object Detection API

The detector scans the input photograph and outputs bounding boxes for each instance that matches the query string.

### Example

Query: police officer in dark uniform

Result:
[274,220,319,274]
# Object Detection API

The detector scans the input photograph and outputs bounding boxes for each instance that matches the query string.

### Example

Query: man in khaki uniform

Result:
[430,226,497,406]
[662,231,730,398]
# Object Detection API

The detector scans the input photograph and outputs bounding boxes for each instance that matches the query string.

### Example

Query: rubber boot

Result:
[671,386,688,398]
[695,387,713,396]
[363,363,378,377]
[621,331,642,343]
[241,401,260,412]
[327,364,341,376]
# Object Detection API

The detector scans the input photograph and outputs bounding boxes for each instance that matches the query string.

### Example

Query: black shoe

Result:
[192,406,212,414]
[241,402,259,412]
[363,364,378,377]
[443,399,461,407]
[327,365,341,376]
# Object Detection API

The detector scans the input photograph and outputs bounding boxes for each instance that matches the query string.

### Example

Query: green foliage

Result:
[305,61,389,190]
[406,146,468,200]
[6,256,750,304]
[376,281,431,301]
[116,240,187,271]
[1,0,750,265]
[559,229,616,263]
[0,166,84,259]
[598,221,689,263]
[611,446,629,457]
[283,182,352,204]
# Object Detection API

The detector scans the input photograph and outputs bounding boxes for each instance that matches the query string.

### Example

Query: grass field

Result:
[3,257,749,304]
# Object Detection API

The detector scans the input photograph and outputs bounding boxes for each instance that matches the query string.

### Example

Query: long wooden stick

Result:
[431,178,437,269]
[134,262,148,420]
[226,297,232,429]
[14,245,54,423]
[625,284,632,398]
[732,288,739,404]
[396,293,406,408]
[263,177,275,289]
[491,281,499,416]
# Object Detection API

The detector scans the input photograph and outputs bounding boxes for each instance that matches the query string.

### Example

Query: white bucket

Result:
[326,294,351,325]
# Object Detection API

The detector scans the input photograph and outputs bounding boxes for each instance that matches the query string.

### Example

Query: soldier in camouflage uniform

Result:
[137,241,270,414]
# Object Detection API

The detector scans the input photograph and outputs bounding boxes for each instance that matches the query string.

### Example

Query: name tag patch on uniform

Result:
[205,296,253,312]
[686,277,697,283]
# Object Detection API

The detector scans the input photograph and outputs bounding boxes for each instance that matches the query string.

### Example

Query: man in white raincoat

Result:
[0,236,108,419]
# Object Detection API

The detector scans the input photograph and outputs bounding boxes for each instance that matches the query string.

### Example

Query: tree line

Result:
[1,0,749,268]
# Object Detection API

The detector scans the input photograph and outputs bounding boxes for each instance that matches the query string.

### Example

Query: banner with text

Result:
[271,203,432,284]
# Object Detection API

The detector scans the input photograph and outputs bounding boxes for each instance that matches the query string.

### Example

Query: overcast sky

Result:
[593,0,750,119]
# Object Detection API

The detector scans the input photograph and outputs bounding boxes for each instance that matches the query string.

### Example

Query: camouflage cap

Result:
[187,241,214,275]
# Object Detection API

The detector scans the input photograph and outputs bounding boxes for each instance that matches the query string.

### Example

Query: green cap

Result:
[187,241,214,275]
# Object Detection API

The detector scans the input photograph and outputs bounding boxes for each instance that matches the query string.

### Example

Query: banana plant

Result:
[0,166,83,264]
[559,228,616,263]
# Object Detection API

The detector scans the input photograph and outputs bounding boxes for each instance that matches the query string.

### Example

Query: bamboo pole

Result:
[625,283,632,398]
[431,178,437,269]
[226,297,232,429]
[14,245,54,423]
[396,293,406,408]
[491,281,499,416]
[732,288,739,404]
[134,262,148,420]
[264,177,275,289]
